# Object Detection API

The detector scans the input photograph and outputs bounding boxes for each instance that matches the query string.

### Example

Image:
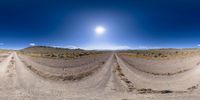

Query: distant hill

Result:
[21,46,84,54]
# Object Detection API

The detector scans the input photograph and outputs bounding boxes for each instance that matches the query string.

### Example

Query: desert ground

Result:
[1,47,200,100]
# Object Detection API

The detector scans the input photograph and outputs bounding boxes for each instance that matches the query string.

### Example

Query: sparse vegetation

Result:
[19,46,109,59]
[118,48,200,60]
[137,88,174,94]
[0,49,10,54]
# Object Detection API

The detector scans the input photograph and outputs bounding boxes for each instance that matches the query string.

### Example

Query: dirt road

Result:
[0,52,200,99]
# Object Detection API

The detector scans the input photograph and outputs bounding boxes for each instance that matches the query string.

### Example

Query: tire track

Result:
[18,53,110,81]
[119,55,193,76]
[115,54,190,93]
[0,52,23,97]
[113,55,135,92]
[103,55,127,92]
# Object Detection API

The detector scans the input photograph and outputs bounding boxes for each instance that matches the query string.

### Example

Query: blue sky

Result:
[0,0,200,50]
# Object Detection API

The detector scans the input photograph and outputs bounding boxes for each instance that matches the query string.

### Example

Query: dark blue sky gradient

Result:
[0,0,200,49]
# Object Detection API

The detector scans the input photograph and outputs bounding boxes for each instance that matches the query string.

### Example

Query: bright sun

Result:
[95,26,106,35]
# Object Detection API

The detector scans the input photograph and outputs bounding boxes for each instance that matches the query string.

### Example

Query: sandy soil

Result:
[25,53,110,68]
[0,52,200,99]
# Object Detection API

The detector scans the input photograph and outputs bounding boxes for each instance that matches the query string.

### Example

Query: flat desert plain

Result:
[1,47,200,100]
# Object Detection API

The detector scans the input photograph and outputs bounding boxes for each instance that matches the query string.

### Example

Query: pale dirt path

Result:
[0,53,13,76]
[1,52,200,99]
[0,52,27,98]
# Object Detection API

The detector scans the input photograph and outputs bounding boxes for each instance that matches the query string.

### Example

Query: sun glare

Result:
[95,26,106,35]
